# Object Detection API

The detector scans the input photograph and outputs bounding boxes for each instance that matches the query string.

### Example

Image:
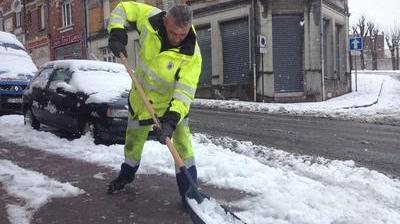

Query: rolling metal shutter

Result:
[221,18,250,85]
[196,26,212,87]
[272,15,304,92]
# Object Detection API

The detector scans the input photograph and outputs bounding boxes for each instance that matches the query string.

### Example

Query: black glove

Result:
[108,28,128,58]
[153,111,180,145]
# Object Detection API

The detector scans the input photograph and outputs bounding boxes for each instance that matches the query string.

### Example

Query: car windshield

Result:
[0,42,25,51]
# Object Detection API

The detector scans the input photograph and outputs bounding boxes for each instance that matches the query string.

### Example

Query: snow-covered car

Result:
[23,59,132,144]
[0,31,37,115]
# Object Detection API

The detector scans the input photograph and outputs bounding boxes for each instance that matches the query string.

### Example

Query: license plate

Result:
[7,98,22,103]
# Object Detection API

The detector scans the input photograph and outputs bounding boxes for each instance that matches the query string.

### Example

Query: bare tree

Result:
[367,21,380,70]
[352,16,368,69]
[385,25,400,70]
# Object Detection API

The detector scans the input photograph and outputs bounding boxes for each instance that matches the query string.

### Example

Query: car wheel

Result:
[24,109,40,130]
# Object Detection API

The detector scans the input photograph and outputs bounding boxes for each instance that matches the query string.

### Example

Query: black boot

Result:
[107,163,138,194]
[176,165,197,211]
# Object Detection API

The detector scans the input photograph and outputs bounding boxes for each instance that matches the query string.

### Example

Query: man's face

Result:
[164,15,191,47]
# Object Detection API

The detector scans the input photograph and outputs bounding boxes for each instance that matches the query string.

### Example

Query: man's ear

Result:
[163,15,168,27]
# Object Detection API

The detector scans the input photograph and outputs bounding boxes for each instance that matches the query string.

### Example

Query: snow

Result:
[194,71,400,125]
[71,70,131,104]
[0,32,25,48]
[39,60,131,103]
[0,114,400,224]
[0,71,400,223]
[187,197,244,224]
[0,32,37,81]
[0,159,83,224]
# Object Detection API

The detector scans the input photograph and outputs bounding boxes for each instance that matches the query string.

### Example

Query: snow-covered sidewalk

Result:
[0,159,83,224]
[194,72,400,125]
[0,115,400,224]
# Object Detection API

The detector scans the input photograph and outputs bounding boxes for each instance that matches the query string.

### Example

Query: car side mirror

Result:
[56,86,67,94]
[55,82,75,95]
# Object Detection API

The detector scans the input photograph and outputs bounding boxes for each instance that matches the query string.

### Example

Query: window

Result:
[31,68,53,89]
[323,19,329,79]
[39,5,45,30]
[0,11,3,31]
[335,24,343,80]
[101,47,116,63]
[61,0,72,27]
[16,12,21,28]
[49,68,71,90]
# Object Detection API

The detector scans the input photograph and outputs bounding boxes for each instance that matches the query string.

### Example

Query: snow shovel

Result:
[119,54,245,224]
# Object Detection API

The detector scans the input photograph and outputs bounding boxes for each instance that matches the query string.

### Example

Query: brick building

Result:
[1,0,86,65]
[24,0,50,66]
[0,0,25,44]
[48,0,86,60]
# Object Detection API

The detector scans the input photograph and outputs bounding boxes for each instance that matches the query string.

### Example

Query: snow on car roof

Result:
[43,60,132,103]
[0,31,25,49]
[41,59,127,74]
[0,31,37,80]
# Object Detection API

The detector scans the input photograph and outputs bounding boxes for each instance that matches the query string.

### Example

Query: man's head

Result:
[163,4,193,47]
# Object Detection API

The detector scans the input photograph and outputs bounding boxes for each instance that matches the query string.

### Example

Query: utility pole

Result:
[250,0,257,101]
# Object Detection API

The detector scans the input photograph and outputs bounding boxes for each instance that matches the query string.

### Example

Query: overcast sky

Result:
[348,0,400,31]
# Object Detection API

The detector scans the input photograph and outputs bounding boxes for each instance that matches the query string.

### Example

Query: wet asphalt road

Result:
[190,108,400,178]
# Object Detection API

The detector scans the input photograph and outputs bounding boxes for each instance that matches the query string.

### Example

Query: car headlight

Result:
[107,107,129,118]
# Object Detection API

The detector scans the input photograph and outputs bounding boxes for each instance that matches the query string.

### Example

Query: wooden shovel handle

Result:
[119,53,185,168]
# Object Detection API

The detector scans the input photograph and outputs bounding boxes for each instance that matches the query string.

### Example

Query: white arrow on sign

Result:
[352,38,360,49]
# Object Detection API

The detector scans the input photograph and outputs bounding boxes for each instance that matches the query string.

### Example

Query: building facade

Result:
[25,0,51,66]
[0,0,86,66]
[191,0,350,102]
[0,0,26,44]
[1,0,350,102]
[48,0,86,60]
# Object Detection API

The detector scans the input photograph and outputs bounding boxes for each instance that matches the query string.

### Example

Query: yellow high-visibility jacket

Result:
[108,2,202,123]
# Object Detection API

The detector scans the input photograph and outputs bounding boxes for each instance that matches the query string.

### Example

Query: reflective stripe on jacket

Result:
[108,2,202,123]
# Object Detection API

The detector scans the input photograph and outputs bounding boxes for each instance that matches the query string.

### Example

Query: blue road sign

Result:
[349,37,363,50]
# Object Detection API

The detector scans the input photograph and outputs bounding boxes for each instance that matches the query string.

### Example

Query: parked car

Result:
[23,59,132,144]
[0,31,37,115]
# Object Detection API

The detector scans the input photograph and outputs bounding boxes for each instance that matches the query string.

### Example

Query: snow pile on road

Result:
[194,72,400,125]
[0,115,399,223]
[0,159,83,224]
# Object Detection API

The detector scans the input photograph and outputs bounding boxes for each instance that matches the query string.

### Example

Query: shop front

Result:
[53,34,84,60]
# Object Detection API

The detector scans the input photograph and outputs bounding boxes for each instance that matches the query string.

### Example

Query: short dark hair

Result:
[166,4,193,27]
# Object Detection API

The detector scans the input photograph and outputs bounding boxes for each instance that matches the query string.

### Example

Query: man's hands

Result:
[154,111,180,145]
[108,28,128,58]
[109,41,127,58]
